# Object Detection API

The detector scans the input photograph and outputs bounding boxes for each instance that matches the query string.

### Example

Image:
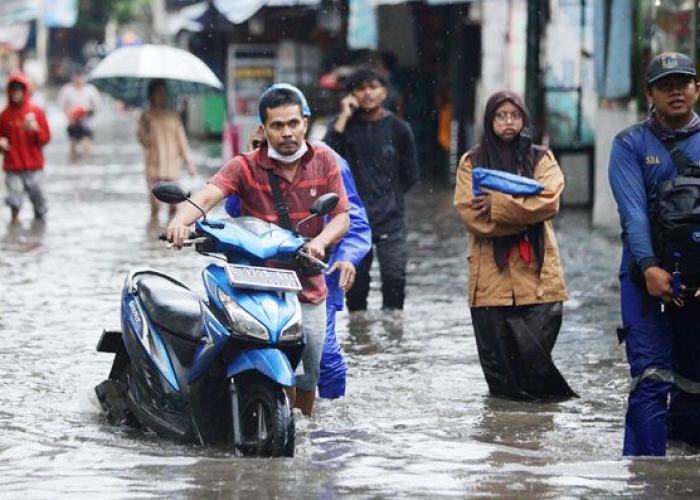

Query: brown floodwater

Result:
[1,105,700,499]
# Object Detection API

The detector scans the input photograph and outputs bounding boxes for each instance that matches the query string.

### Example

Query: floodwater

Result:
[1,105,700,500]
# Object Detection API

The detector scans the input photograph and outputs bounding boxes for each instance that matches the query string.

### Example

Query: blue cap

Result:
[646,52,697,86]
[258,83,311,122]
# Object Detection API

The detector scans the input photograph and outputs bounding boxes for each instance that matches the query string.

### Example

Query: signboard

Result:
[225,44,277,156]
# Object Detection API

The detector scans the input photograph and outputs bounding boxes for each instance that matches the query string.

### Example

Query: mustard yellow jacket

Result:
[453,150,568,307]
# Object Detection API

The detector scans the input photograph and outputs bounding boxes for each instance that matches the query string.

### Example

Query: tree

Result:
[76,0,150,29]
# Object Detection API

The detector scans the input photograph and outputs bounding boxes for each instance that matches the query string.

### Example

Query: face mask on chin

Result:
[267,141,308,164]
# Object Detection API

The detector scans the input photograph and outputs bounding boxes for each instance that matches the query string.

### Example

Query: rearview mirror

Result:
[310,193,339,217]
[152,182,190,204]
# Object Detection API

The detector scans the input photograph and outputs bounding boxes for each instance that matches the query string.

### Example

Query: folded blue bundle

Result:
[472,167,545,196]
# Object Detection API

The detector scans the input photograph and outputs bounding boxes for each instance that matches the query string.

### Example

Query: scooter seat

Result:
[136,277,204,342]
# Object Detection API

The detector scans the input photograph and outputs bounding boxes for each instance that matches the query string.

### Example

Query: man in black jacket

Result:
[324,67,419,311]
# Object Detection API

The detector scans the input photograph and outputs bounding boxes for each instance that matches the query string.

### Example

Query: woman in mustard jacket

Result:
[454,90,577,402]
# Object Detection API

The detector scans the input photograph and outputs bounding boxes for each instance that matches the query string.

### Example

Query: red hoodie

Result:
[0,72,51,171]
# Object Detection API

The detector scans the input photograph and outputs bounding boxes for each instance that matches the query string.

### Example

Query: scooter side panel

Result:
[188,309,230,384]
[227,349,295,387]
[121,294,180,391]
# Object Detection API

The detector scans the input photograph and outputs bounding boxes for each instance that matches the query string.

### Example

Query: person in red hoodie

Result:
[0,72,51,224]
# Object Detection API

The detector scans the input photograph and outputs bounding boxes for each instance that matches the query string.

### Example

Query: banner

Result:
[348,0,378,50]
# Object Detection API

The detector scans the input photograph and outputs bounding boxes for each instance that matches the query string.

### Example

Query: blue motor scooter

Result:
[95,182,337,457]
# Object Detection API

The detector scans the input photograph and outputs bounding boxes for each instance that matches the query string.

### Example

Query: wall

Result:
[592,100,638,231]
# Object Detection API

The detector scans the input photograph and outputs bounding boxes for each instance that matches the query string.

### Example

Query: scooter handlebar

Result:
[158,232,203,249]
[296,249,329,270]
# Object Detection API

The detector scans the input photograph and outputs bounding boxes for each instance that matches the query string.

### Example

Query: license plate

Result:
[225,265,302,293]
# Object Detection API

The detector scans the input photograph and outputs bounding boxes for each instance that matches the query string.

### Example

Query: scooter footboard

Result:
[227,349,295,387]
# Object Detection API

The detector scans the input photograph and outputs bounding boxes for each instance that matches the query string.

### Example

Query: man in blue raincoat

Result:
[225,84,372,399]
[609,52,700,456]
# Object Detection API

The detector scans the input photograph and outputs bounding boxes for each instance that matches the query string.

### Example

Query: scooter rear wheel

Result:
[237,377,294,457]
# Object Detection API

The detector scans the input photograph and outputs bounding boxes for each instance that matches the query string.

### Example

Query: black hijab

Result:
[470,90,547,272]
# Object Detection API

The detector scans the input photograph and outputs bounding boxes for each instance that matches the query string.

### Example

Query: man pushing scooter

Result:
[167,86,350,416]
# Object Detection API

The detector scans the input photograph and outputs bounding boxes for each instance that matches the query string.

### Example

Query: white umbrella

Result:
[88,44,224,101]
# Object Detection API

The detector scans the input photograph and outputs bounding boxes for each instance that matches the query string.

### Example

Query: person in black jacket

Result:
[324,67,419,311]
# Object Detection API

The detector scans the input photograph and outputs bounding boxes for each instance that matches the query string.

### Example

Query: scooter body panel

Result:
[227,348,296,387]
[197,217,305,261]
[202,263,299,343]
[188,308,230,384]
[121,291,180,391]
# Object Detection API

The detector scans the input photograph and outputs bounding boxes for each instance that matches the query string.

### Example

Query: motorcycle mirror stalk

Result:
[152,182,224,229]
[294,193,340,234]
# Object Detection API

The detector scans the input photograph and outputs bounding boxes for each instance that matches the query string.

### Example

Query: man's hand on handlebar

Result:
[305,237,327,260]
[166,223,192,250]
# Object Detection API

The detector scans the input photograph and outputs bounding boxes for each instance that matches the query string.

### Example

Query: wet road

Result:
[1,107,700,499]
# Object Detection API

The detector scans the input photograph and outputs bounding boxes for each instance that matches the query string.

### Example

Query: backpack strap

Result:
[659,139,700,177]
[265,168,293,230]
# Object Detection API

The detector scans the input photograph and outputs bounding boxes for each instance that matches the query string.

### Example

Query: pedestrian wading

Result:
[454,89,577,402]
[224,84,373,400]
[0,71,51,224]
[324,67,419,311]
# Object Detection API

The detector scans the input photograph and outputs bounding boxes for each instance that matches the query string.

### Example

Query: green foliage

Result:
[76,0,150,28]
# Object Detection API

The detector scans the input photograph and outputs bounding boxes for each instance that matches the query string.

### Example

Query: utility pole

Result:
[151,0,167,43]
[525,0,546,143]
[693,0,699,63]
[36,11,48,86]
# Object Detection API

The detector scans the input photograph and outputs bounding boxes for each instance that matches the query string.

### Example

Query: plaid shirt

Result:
[209,142,350,303]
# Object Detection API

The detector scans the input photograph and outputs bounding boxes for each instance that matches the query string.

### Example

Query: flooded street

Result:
[2,106,700,499]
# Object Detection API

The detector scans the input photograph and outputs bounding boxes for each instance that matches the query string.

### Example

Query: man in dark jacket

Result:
[324,67,419,311]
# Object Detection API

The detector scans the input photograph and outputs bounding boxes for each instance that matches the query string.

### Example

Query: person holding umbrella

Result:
[137,79,195,220]
[453,90,577,402]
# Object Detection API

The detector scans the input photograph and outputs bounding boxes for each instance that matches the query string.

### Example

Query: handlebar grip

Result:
[297,250,329,269]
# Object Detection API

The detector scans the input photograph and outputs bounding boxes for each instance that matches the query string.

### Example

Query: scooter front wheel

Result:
[237,376,294,457]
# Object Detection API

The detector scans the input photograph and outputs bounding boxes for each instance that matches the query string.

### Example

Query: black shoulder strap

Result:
[265,169,292,230]
[659,139,700,176]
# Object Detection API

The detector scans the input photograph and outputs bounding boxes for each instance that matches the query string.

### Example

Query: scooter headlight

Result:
[217,290,269,341]
[279,304,303,343]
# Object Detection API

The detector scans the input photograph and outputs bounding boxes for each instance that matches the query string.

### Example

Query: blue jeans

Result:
[295,301,327,392]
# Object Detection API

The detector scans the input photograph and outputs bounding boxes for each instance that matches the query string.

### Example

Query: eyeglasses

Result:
[494,111,523,123]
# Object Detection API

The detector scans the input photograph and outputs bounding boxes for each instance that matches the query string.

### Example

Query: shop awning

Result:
[0,24,31,51]
[0,0,77,28]
[170,0,322,32]
[374,0,476,4]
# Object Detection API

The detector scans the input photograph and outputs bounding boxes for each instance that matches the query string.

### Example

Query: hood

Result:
[482,90,531,134]
[7,71,31,106]
[473,89,535,177]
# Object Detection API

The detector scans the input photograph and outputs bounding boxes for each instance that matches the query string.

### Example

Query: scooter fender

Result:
[227,349,295,387]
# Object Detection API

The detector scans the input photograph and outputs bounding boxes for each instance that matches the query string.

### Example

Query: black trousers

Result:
[346,227,408,311]
[470,302,578,402]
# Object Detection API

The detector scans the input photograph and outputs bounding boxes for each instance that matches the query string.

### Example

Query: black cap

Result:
[646,52,696,86]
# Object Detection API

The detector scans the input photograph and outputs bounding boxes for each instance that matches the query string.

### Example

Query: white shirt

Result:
[57,82,102,119]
